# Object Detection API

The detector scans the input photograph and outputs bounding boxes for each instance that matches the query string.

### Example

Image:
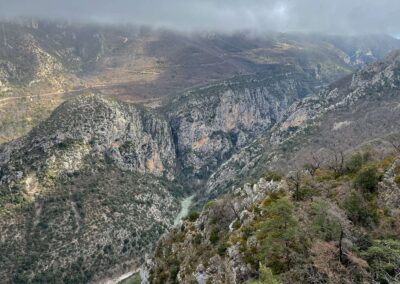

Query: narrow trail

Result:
[0,81,162,107]
[0,80,148,104]
[0,86,90,103]
[103,269,139,284]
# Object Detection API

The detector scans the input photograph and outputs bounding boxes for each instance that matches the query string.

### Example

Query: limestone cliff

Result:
[0,94,181,283]
[165,66,315,182]
[204,51,400,200]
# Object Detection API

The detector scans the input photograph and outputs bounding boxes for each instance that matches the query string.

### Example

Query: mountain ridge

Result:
[2,19,400,144]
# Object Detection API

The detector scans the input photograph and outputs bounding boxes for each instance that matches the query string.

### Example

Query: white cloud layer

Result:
[0,0,399,35]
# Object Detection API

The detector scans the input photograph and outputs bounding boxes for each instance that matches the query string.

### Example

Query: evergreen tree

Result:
[250,263,282,284]
[256,197,302,273]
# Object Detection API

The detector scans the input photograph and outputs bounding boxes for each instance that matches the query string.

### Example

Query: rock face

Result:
[204,51,400,199]
[0,94,181,283]
[166,67,315,181]
[379,158,400,209]
[1,94,177,181]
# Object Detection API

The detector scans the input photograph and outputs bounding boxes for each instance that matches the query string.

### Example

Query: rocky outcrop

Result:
[148,152,400,284]
[379,158,400,209]
[1,94,177,181]
[148,178,285,284]
[0,94,181,283]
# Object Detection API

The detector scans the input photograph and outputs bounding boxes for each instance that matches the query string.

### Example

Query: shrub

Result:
[265,171,283,182]
[232,219,241,230]
[394,164,400,175]
[217,242,228,256]
[343,191,379,226]
[345,153,365,174]
[395,176,400,188]
[360,239,400,283]
[296,186,319,201]
[354,165,381,193]
[204,200,216,209]
[250,264,282,284]
[353,232,373,251]
[187,211,200,222]
[310,200,342,241]
[192,234,202,245]
[154,271,168,284]
[379,156,395,170]
[256,197,304,273]
[209,228,220,244]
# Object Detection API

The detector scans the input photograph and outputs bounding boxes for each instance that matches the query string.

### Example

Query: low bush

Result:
[354,165,381,193]
[265,171,284,182]
[395,176,400,187]
[187,211,200,222]
[343,191,379,226]
[360,239,400,283]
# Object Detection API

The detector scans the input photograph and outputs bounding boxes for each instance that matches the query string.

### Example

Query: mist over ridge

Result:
[0,0,399,35]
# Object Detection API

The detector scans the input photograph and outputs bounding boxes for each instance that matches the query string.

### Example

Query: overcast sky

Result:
[0,0,399,35]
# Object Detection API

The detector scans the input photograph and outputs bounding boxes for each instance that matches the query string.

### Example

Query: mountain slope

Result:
[0,94,182,283]
[144,53,400,284]
[147,155,400,283]
[203,51,400,201]
[0,63,317,282]
[0,59,323,282]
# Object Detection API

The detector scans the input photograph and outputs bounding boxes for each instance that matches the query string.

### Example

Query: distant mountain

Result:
[1,19,400,145]
[1,20,400,99]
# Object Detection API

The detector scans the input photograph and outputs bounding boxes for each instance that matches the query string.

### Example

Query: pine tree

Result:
[256,197,302,273]
[250,263,281,284]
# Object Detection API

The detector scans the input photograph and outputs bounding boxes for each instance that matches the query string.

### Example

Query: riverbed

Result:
[112,195,195,283]
[173,195,195,225]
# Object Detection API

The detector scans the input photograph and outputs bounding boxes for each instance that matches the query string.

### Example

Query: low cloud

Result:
[0,0,399,35]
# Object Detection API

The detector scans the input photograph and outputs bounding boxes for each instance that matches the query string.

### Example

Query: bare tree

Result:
[381,116,400,155]
[328,148,345,177]
[287,170,303,201]
[226,196,241,221]
[338,224,348,265]
[386,133,400,155]
[304,153,323,178]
